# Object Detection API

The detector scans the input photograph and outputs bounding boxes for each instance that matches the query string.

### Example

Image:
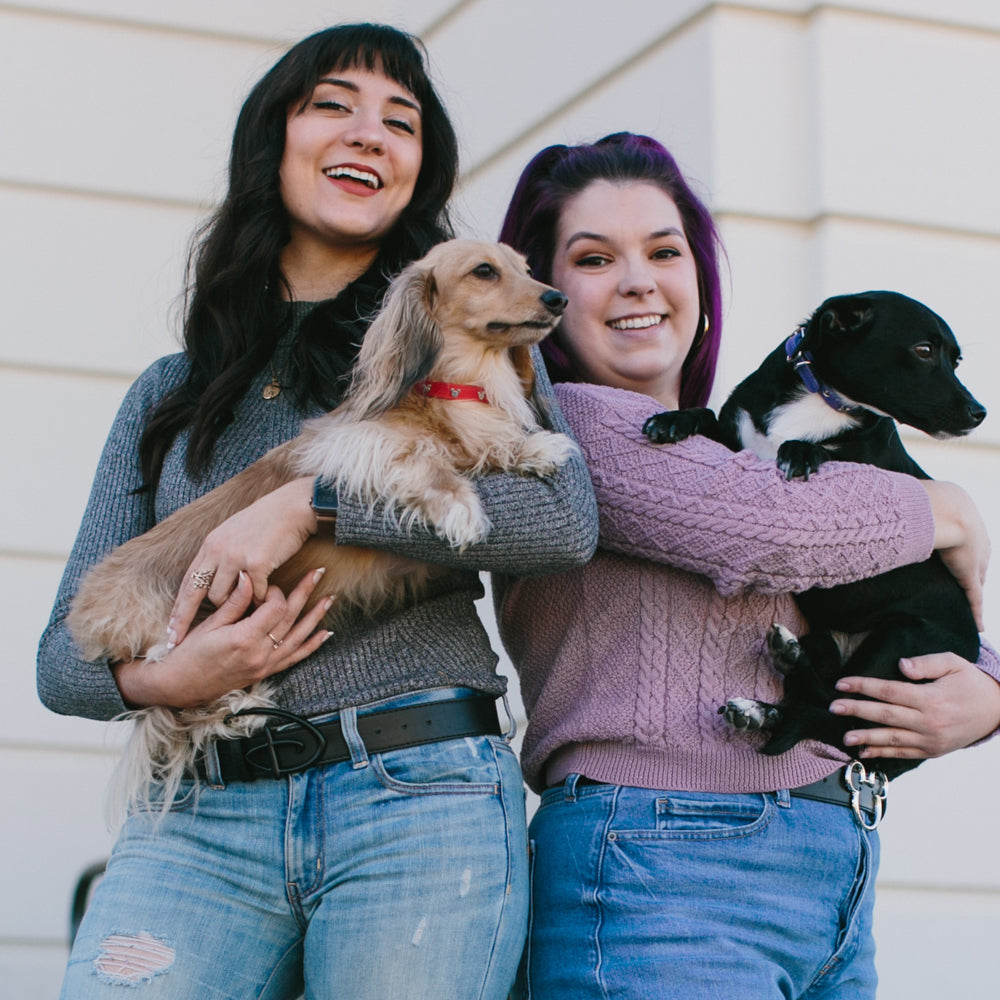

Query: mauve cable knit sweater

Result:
[497,382,1000,794]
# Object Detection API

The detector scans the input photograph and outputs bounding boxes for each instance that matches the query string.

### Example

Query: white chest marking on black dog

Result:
[734,393,862,459]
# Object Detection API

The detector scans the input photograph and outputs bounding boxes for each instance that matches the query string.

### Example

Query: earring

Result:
[693,313,709,347]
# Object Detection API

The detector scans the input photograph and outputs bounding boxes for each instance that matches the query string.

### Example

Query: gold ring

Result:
[268,632,283,649]
[191,569,216,590]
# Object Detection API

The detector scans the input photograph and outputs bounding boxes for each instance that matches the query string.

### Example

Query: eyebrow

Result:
[316,76,422,114]
[564,226,684,249]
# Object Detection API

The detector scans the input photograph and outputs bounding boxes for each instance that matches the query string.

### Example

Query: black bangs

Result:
[315,24,430,105]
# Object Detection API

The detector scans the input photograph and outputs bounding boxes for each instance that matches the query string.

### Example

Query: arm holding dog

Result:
[560,383,939,595]
[921,479,991,630]
[166,351,598,647]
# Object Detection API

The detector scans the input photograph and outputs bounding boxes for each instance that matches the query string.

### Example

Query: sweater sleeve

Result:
[557,382,936,596]
[333,349,599,577]
[36,357,185,720]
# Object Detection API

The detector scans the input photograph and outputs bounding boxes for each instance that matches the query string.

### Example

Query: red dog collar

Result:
[416,381,489,403]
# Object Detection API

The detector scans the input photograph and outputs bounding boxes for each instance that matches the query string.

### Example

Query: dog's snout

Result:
[541,289,568,316]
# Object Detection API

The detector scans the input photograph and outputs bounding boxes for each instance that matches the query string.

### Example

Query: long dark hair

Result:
[499,133,723,408]
[139,23,458,489]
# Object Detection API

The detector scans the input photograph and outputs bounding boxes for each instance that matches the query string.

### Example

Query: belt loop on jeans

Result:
[340,707,368,770]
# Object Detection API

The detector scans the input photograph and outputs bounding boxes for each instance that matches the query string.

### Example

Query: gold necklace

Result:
[263,361,282,400]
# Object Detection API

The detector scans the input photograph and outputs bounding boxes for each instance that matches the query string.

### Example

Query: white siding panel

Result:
[0,10,266,204]
[0,370,131,557]
[0,944,68,1000]
[710,214,817,404]
[815,10,1000,233]
[0,186,194,375]
[874,887,1000,1000]
[457,20,715,242]
[0,749,119,941]
[6,555,132,749]
[711,11,814,219]
[430,0,710,171]
[9,0,456,39]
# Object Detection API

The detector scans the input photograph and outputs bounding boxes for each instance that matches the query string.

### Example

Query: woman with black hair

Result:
[38,24,596,999]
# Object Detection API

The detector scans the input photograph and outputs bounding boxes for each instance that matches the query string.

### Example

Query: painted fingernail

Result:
[166,626,177,647]
[830,702,845,715]
[835,680,850,691]
[321,630,334,644]
[313,567,326,582]
[844,734,860,746]
[323,597,335,611]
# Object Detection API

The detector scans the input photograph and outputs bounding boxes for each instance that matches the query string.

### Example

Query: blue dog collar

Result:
[784,326,860,414]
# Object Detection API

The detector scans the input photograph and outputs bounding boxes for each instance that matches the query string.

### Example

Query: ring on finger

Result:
[267,632,283,650]
[191,568,216,590]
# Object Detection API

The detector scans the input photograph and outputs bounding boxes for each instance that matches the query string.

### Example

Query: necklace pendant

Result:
[262,379,281,400]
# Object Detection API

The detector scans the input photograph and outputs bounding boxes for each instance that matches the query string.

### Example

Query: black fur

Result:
[643,291,986,778]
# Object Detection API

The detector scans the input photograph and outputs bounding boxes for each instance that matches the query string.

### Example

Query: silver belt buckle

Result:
[843,760,888,831]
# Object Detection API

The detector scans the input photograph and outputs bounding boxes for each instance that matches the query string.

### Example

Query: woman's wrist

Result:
[922,480,974,550]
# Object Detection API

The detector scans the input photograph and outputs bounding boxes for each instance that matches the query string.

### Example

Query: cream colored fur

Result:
[67,239,577,814]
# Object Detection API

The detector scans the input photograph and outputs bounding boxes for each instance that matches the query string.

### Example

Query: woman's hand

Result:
[923,480,990,630]
[168,477,319,646]
[829,652,1000,761]
[113,567,331,710]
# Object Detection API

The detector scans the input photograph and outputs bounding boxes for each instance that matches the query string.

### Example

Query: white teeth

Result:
[324,166,381,189]
[608,314,663,330]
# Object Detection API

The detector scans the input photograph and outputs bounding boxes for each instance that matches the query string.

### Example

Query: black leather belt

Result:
[576,763,888,828]
[198,695,502,783]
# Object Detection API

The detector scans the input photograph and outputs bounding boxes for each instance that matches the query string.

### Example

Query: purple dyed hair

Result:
[498,132,724,408]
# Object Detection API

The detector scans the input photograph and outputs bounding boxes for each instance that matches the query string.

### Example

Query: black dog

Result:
[643,291,986,779]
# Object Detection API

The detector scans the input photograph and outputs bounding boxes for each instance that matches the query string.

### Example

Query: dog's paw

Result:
[776,440,831,481]
[435,498,491,549]
[719,698,782,733]
[642,408,718,445]
[516,432,578,478]
[766,623,807,676]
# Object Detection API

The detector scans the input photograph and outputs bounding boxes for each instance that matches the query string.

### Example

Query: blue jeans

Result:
[516,776,880,1000]
[63,688,528,999]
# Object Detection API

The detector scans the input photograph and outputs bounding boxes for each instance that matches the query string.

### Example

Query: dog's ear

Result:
[816,296,875,339]
[346,262,443,419]
[513,344,555,425]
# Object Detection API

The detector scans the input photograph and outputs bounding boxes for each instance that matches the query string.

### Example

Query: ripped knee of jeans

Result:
[94,932,175,986]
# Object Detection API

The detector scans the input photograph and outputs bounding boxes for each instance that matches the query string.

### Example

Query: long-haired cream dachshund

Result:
[68,239,576,809]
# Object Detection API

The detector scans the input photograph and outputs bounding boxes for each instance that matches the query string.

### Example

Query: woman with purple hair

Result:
[495,132,1000,998]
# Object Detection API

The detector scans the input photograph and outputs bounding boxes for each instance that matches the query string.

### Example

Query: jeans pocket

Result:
[130,779,200,816]
[610,791,774,842]
[369,735,505,796]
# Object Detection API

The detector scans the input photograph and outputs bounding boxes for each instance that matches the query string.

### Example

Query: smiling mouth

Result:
[608,314,664,331]
[324,166,383,190]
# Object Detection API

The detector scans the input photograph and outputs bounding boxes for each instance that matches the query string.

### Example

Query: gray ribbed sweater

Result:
[497,383,1000,794]
[37,314,598,722]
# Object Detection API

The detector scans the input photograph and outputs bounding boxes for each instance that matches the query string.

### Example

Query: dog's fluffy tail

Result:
[106,684,278,825]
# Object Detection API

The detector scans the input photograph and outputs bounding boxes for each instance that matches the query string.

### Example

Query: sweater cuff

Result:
[890,473,936,566]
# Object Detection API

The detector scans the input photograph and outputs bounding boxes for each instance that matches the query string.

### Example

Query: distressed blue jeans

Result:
[62,688,528,999]
[516,776,880,1000]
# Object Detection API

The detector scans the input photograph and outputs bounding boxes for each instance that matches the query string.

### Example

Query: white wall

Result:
[5,1,1000,995]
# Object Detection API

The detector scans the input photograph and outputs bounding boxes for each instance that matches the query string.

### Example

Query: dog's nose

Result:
[967,401,987,427]
[541,289,568,316]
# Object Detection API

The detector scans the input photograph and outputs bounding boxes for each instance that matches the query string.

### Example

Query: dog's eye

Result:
[472,263,499,280]
[913,343,933,361]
